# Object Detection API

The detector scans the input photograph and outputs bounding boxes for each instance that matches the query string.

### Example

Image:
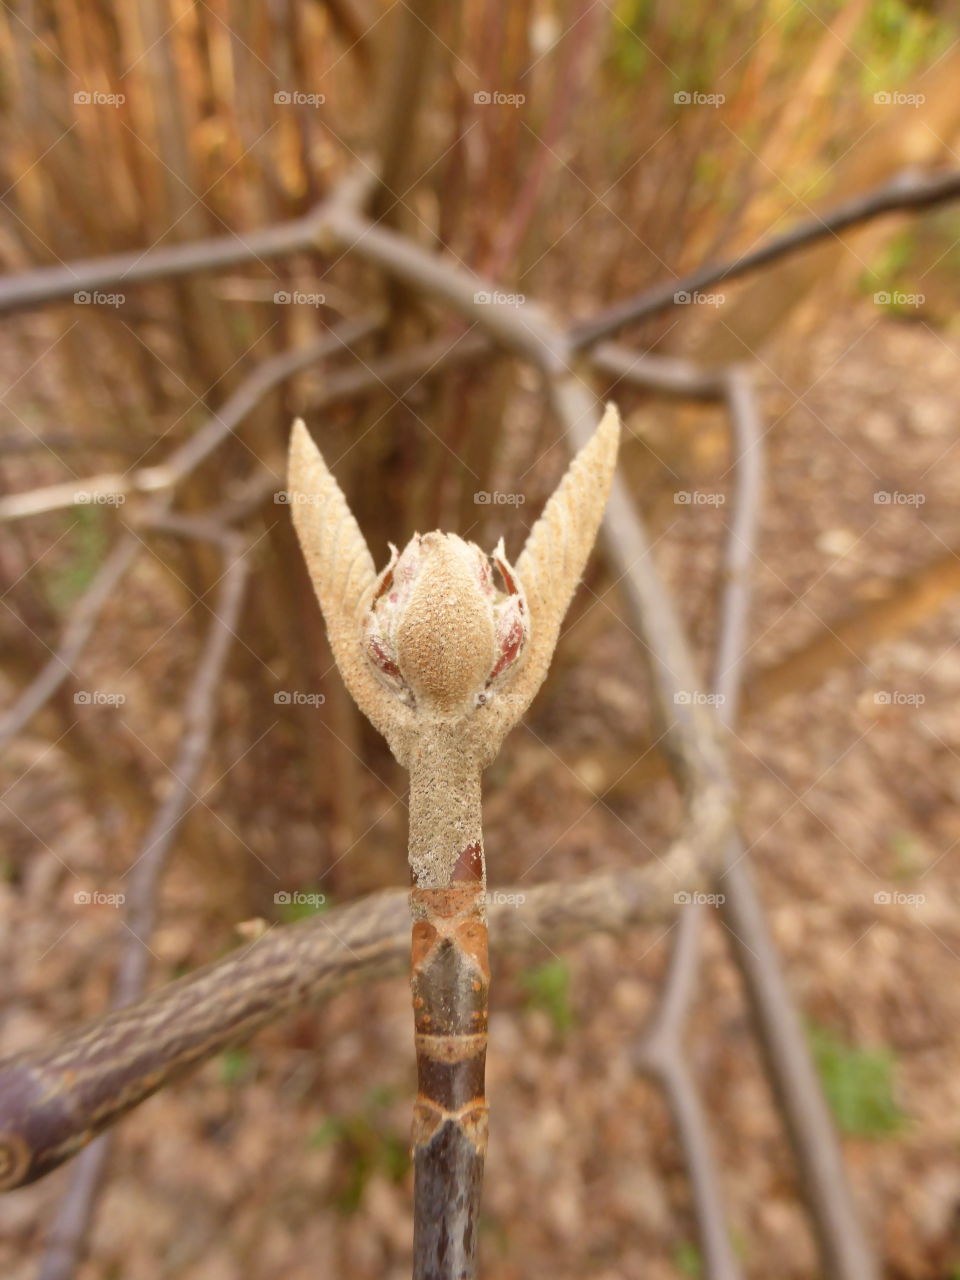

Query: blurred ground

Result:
[3,297,960,1278]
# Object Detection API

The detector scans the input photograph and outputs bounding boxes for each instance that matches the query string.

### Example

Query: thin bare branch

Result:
[715,370,878,1280]
[159,316,380,484]
[591,340,728,402]
[35,533,250,1280]
[0,826,732,1195]
[303,329,491,409]
[0,317,376,751]
[0,476,159,522]
[633,364,765,1280]
[0,317,379,523]
[0,168,374,316]
[570,167,960,349]
[0,163,911,1280]
[713,366,765,719]
[0,535,142,751]
[309,199,736,846]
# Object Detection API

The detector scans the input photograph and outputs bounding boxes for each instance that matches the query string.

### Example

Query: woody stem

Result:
[407,730,488,1280]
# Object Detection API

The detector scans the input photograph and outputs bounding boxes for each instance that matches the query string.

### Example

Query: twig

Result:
[549,372,734,857]
[627,364,878,1280]
[712,366,765,719]
[314,199,733,839]
[633,365,764,1280]
[570,167,960,349]
[159,317,380,484]
[0,167,910,1280]
[591,340,727,402]
[35,534,250,1280]
[715,371,878,1280]
[0,536,142,751]
[0,317,379,523]
[303,329,491,408]
[0,168,375,316]
[0,474,163,522]
[0,827,739,1194]
[303,331,730,409]
[480,0,602,283]
[0,317,376,750]
[287,414,620,1280]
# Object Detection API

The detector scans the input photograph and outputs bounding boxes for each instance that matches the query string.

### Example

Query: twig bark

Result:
[0,317,379,523]
[0,826,735,1195]
[718,371,878,1280]
[0,318,376,753]
[633,365,764,1280]
[570,167,960,349]
[0,536,142,751]
[591,340,728,402]
[0,169,375,316]
[35,532,249,1280]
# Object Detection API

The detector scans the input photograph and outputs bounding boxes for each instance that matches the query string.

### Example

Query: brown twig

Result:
[35,529,249,1280]
[0,535,142,752]
[371,0,442,227]
[0,168,375,316]
[0,317,380,523]
[591,340,728,402]
[0,827,736,1196]
[0,317,377,753]
[628,364,878,1280]
[716,371,878,1280]
[569,167,960,349]
[633,365,764,1280]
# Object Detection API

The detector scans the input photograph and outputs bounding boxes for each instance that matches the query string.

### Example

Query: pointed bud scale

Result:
[288,402,620,758]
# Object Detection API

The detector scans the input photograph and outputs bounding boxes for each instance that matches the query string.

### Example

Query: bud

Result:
[287,404,619,753]
[365,532,528,717]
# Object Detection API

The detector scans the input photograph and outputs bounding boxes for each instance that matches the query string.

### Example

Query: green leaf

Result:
[276,887,331,923]
[519,959,573,1035]
[46,507,108,611]
[674,1241,702,1276]
[809,1023,905,1137]
[219,1047,253,1086]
